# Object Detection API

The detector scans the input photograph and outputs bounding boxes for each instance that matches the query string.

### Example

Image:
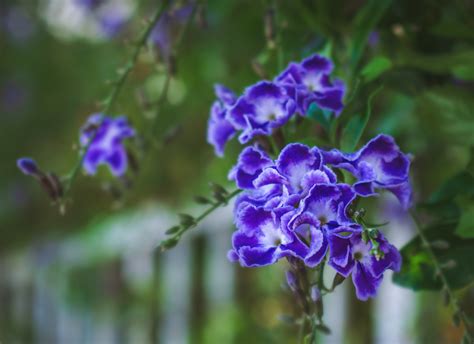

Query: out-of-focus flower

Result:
[2,6,35,42]
[79,114,135,176]
[149,2,194,61]
[41,0,135,41]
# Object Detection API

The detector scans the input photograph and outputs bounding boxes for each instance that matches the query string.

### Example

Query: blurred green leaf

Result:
[399,50,474,81]
[340,85,382,152]
[349,0,392,68]
[393,223,474,290]
[307,103,332,131]
[415,87,474,146]
[455,203,474,238]
[361,56,392,82]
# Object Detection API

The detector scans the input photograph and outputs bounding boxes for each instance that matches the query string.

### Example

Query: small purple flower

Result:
[323,134,412,209]
[228,81,296,144]
[328,229,401,300]
[80,114,135,177]
[228,204,308,267]
[17,158,41,177]
[206,84,237,157]
[276,54,345,115]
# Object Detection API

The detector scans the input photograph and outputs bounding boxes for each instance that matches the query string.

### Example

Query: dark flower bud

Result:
[17,158,41,177]
[39,173,63,202]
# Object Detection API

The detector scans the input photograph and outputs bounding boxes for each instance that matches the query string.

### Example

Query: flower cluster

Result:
[227,134,410,300]
[207,54,345,157]
[79,114,135,177]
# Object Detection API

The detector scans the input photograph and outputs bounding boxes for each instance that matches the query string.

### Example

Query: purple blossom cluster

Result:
[207,54,345,157]
[226,134,410,300]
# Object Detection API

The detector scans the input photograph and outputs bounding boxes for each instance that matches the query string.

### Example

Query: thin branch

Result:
[62,2,168,197]
[148,4,197,140]
[159,189,242,251]
[410,210,473,341]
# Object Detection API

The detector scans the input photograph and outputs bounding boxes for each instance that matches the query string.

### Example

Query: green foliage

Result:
[415,87,474,146]
[399,50,474,81]
[393,223,474,290]
[361,56,392,82]
[340,85,382,152]
[349,0,392,68]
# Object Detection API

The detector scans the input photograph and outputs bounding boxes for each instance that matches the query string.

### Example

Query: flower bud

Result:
[17,158,41,177]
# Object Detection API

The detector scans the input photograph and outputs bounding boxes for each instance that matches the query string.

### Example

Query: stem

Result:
[149,3,197,140]
[410,210,473,341]
[159,189,242,250]
[63,3,168,197]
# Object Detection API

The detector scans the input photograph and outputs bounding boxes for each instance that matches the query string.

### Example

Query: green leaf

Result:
[455,203,474,238]
[428,172,474,205]
[349,0,392,68]
[307,103,332,131]
[340,86,382,152]
[393,223,474,290]
[415,87,474,146]
[361,56,392,82]
[398,50,474,81]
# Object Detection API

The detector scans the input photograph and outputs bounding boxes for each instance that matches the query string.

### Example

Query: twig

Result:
[159,189,242,250]
[410,210,473,341]
[62,3,168,197]
[149,4,197,139]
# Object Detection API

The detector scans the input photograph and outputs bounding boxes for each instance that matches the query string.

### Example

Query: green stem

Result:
[63,3,168,197]
[149,3,197,140]
[160,189,242,250]
[410,210,473,341]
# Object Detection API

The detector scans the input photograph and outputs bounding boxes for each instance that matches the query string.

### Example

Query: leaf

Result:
[398,50,474,81]
[307,103,333,131]
[349,0,392,68]
[361,56,392,82]
[415,87,474,146]
[340,85,382,152]
[393,223,474,290]
[455,203,474,238]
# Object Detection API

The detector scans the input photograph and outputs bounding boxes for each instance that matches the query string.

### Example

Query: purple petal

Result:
[352,262,382,301]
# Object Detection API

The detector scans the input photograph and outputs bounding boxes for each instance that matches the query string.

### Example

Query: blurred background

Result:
[1,0,473,343]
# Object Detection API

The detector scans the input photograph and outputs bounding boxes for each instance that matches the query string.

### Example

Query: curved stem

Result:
[62,3,168,197]
[410,210,473,341]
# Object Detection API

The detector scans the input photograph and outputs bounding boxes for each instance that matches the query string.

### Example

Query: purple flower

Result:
[294,183,356,228]
[228,81,296,144]
[323,134,412,209]
[254,143,336,195]
[80,114,135,177]
[17,158,41,177]
[228,204,308,267]
[206,85,237,157]
[328,229,401,300]
[276,54,345,115]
